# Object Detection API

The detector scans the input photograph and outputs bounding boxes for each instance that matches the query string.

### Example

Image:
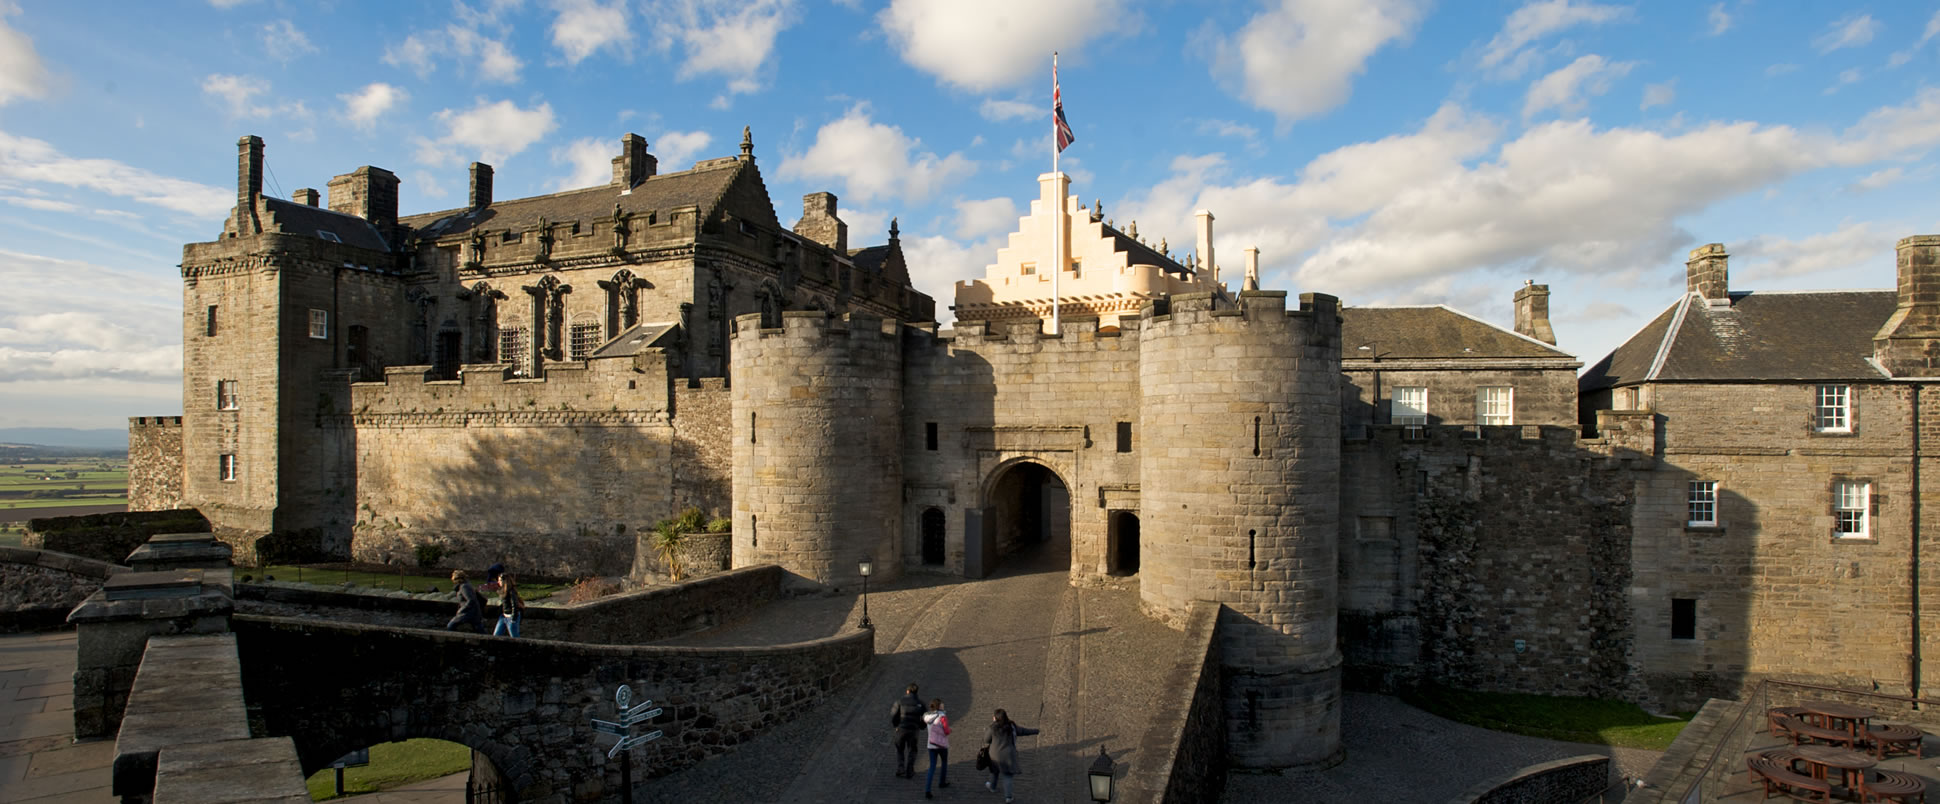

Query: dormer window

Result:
[317,230,341,243]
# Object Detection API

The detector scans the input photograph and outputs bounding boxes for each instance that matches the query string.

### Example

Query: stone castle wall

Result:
[127,416,184,512]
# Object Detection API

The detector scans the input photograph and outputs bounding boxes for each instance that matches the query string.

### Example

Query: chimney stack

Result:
[1194,209,1216,287]
[1243,247,1260,291]
[238,135,263,207]
[1873,235,1940,376]
[1686,243,1730,303]
[1513,280,1556,345]
[794,192,847,253]
[327,166,400,233]
[611,133,655,190]
[470,162,494,209]
[292,188,319,207]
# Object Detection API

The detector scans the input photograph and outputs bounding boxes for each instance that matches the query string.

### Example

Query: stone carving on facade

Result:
[406,287,436,364]
[524,274,570,362]
[466,229,486,269]
[533,217,554,263]
[458,281,506,362]
[609,204,630,256]
[599,269,645,335]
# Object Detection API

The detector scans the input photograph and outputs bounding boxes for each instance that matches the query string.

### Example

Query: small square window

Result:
[1687,481,1717,527]
[1834,480,1871,539]
[308,308,329,339]
[1116,421,1133,453]
[1671,598,1696,640]
[1476,386,1513,425]
[1392,387,1427,426]
[317,230,341,243]
[1816,385,1851,433]
[218,453,237,482]
[216,380,238,411]
[1021,262,1036,276]
[925,422,938,451]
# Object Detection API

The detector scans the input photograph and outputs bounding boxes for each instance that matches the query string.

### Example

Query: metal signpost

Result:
[591,684,663,804]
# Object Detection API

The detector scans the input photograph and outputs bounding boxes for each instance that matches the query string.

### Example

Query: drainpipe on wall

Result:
[1912,383,1923,702]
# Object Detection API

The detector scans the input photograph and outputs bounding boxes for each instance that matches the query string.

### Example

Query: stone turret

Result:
[1687,243,1729,303]
[1873,235,1940,376]
[1513,280,1556,345]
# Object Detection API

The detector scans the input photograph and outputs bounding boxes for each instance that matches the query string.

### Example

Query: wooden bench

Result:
[1776,714,1861,750]
[1753,757,1839,800]
[1864,769,1927,803]
[1771,706,1811,737]
[1749,756,1834,802]
[1867,723,1926,760]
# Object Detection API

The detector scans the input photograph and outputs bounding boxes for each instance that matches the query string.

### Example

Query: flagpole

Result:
[1051,51,1062,337]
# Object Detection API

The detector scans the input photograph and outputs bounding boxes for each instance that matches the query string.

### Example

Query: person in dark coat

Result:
[890,682,927,778]
[445,570,486,633]
[983,708,1039,803]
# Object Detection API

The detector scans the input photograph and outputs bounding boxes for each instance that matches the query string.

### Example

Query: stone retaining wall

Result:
[630,531,733,582]
[0,546,122,632]
[1122,600,1226,804]
[1449,754,1610,804]
[24,509,210,565]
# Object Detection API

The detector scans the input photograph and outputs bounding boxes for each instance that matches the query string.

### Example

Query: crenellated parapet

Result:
[333,354,675,429]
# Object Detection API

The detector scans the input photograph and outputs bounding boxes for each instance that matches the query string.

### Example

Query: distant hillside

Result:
[0,428,129,451]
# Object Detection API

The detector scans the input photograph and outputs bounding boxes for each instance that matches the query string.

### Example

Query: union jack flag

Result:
[1054,64,1075,153]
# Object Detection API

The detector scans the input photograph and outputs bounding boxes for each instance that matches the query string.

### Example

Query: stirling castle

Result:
[130,133,1940,768]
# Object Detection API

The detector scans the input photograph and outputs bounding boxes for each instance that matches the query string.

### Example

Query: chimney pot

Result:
[612,133,655,189]
[293,188,319,207]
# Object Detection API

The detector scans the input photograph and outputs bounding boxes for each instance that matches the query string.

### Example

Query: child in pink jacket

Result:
[923,698,951,798]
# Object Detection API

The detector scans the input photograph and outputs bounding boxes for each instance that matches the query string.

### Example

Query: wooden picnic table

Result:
[1790,744,1877,793]
[1802,701,1879,740]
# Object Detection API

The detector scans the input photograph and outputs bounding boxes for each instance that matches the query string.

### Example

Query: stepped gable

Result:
[399,157,758,240]
[1101,222,1191,276]
[1581,290,1896,390]
[1341,305,1573,360]
[260,196,390,251]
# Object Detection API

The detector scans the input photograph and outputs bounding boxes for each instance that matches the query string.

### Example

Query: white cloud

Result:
[1524,54,1634,120]
[339,83,407,131]
[409,169,449,200]
[1201,0,1424,127]
[1815,14,1878,53]
[1825,68,1863,95]
[1766,63,1799,77]
[261,19,317,62]
[0,249,183,387]
[0,5,50,106]
[415,99,558,167]
[0,131,231,218]
[953,197,1017,240]
[1892,11,1940,67]
[654,130,713,168]
[207,0,252,7]
[778,106,976,203]
[1479,0,1628,79]
[880,0,1130,93]
[550,0,631,64]
[202,74,270,118]
[1850,166,1904,193]
[903,233,999,322]
[1736,222,1889,281]
[0,195,76,212]
[549,137,612,191]
[1640,80,1675,111]
[979,99,1038,123]
[645,0,795,94]
[1707,3,1730,36]
[384,24,523,83]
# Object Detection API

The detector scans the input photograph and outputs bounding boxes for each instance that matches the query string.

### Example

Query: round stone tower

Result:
[730,311,904,588]
[1137,290,1344,769]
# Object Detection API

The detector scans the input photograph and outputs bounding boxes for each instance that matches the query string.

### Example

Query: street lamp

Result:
[858,557,874,628]
[1088,745,1114,802]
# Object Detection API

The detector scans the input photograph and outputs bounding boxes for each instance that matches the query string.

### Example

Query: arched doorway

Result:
[920,507,946,565]
[1107,510,1139,576]
[973,461,1070,576]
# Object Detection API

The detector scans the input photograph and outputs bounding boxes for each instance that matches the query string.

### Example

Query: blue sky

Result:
[1,0,1938,429]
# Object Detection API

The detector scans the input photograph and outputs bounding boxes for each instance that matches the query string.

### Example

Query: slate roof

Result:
[263,197,390,252]
[399,159,753,240]
[587,321,679,360]
[1578,290,1896,390]
[1099,223,1191,276]
[1340,305,1575,361]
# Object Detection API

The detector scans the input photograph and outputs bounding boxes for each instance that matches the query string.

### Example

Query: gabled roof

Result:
[1340,305,1575,361]
[1579,290,1896,390]
[849,240,912,287]
[400,158,754,239]
[262,197,390,251]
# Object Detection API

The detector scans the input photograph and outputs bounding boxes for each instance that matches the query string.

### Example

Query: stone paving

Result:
[0,630,112,803]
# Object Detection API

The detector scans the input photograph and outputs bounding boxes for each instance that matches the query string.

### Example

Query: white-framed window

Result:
[1816,385,1851,433]
[570,322,602,361]
[1392,386,1428,426]
[216,380,239,411]
[1476,386,1514,426]
[499,326,531,377]
[1688,481,1718,527]
[218,453,237,482]
[1834,480,1871,538]
[307,308,329,339]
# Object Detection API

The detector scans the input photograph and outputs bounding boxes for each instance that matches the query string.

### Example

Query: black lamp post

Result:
[1088,745,1114,802]
[858,557,873,628]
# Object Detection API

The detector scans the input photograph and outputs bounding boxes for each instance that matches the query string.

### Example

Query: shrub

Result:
[414,543,446,569]
[654,520,686,582]
[706,516,732,534]
[672,507,706,534]
[566,576,623,604]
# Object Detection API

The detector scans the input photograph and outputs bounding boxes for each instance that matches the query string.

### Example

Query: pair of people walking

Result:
[445,565,524,637]
[890,683,1037,803]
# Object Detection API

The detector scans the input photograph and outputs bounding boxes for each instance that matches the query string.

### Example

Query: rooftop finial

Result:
[889,217,900,240]
[741,126,753,158]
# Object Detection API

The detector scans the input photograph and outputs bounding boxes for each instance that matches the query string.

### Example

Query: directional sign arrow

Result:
[607,730,662,758]
[622,707,661,726]
[591,719,628,736]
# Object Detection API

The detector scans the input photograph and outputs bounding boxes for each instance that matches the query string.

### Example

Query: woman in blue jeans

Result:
[923,698,950,798]
[983,708,1039,803]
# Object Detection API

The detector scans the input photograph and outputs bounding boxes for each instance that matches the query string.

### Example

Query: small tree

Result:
[654,519,686,582]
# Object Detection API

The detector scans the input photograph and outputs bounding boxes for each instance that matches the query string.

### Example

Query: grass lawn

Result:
[0,531,20,548]
[250,564,564,602]
[1401,683,1693,751]
[304,738,471,800]
[0,495,129,511]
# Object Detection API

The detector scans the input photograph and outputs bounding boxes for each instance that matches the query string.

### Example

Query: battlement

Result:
[730,311,900,341]
[341,354,674,425]
[129,416,183,428]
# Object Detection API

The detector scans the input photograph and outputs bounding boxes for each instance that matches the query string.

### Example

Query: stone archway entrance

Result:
[969,461,1070,577]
